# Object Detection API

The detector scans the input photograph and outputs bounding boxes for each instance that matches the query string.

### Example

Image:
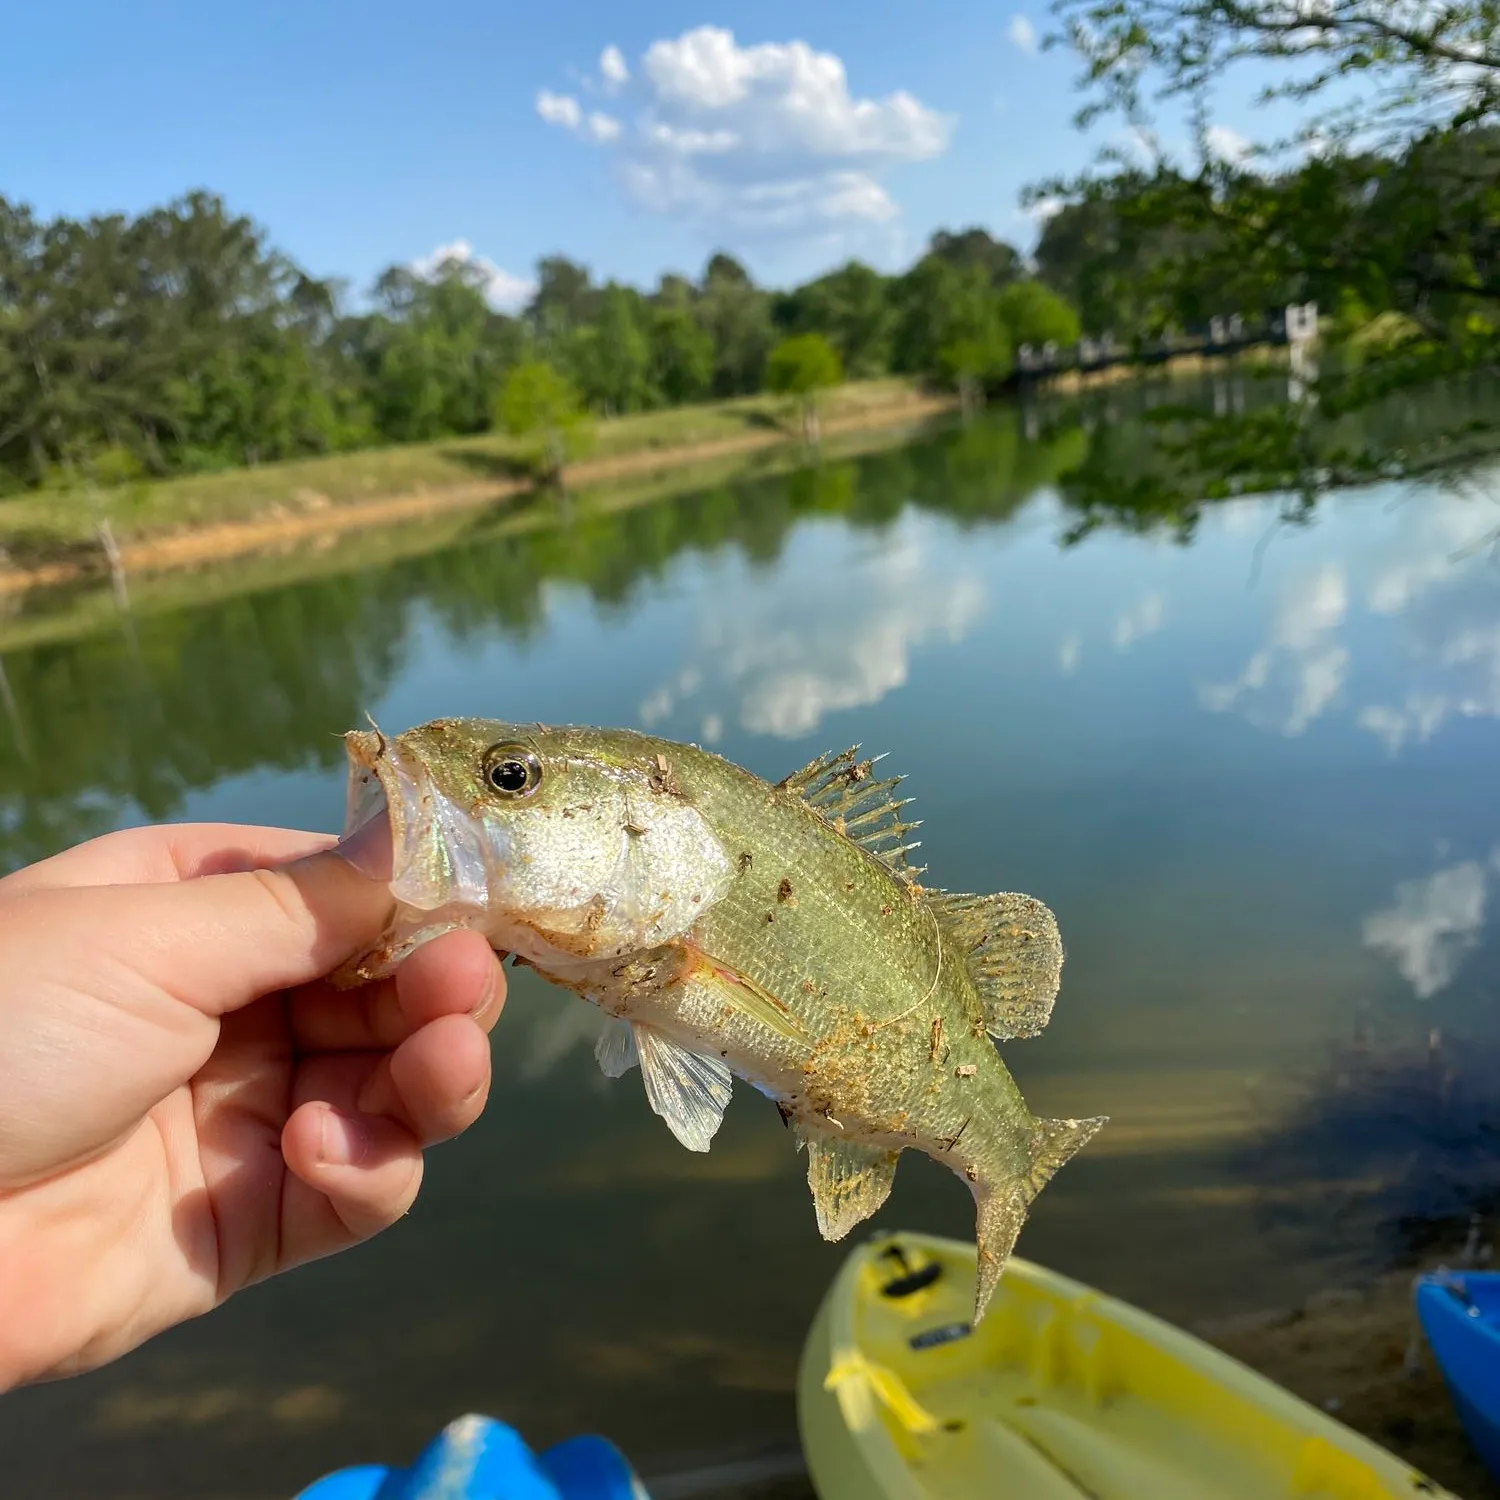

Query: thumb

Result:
[0,851,393,1187]
[69,847,396,1019]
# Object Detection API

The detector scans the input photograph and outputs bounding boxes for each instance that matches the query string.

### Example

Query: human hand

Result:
[0,823,505,1390]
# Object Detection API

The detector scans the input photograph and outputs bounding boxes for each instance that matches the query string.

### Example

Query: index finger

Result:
[0,823,339,896]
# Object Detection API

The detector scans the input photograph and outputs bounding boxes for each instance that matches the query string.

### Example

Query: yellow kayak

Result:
[797,1231,1455,1499]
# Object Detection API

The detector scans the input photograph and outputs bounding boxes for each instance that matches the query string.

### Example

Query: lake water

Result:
[3,409,1500,1498]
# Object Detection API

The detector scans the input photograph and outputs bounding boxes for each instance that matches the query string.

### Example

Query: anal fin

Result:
[928,890,1063,1040]
[802,1133,900,1241]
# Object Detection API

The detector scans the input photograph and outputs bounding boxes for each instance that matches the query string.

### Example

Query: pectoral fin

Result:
[801,1132,900,1241]
[633,1023,733,1152]
[687,953,809,1046]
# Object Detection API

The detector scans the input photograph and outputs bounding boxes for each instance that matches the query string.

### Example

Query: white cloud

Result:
[1363,857,1492,999]
[536,89,582,130]
[1058,633,1082,675]
[1008,15,1039,53]
[1024,195,1065,225]
[1205,124,1251,163]
[600,44,630,88]
[537,26,951,234]
[586,111,621,142]
[1285,645,1350,734]
[410,239,536,311]
[538,90,622,146]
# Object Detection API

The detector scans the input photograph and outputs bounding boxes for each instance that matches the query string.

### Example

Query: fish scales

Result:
[336,718,1104,1320]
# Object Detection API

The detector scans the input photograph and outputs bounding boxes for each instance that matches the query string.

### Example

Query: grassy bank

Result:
[0,378,935,571]
[0,402,955,656]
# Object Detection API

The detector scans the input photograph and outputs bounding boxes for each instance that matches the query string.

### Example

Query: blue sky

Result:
[4,1,1268,304]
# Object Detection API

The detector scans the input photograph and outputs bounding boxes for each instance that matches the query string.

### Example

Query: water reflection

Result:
[1189,483,1500,749]
[0,412,1086,874]
[1233,1029,1500,1257]
[1200,562,1350,736]
[638,517,987,741]
[3,398,1500,1496]
[518,992,611,1083]
[1110,591,1166,652]
[1363,850,1500,1000]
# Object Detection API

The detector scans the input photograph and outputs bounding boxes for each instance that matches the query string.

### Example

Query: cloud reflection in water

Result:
[638,518,986,740]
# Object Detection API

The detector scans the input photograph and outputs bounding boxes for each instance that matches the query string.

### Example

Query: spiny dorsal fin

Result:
[779,746,925,877]
[1024,1115,1107,1203]
[798,1130,900,1241]
[928,890,1063,1040]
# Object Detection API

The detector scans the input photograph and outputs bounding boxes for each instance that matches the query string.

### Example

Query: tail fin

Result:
[971,1115,1107,1322]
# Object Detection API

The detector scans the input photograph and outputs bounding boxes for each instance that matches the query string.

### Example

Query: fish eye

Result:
[482,744,543,799]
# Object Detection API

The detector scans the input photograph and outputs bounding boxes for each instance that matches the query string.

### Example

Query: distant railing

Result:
[1015,302,1319,380]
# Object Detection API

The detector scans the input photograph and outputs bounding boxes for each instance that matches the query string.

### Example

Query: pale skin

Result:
[0,822,506,1393]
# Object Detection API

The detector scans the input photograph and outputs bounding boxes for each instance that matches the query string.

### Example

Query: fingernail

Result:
[470,960,499,1019]
[318,1107,370,1167]
[336,769,394,882]
[335,814,394,883]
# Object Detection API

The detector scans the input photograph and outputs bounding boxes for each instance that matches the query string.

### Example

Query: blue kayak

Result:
[1414,1269,1500,1482]
[293,1414,651,1500]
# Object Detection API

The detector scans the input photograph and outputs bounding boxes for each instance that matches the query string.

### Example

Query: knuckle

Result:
[246,866,315,946]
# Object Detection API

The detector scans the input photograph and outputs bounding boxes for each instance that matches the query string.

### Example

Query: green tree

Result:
[1039,0,1500,502]
[580,284,654,415]
[765,333,843,441]
[697,253,773,396]
[893,259,1013,407]
[928,227,1024,286]
[649,289,715,406]
[997,280,1082,351]
[495,359,591,482]
[359,253,521,443]
[528,256,596,350]
[776,261,894,378]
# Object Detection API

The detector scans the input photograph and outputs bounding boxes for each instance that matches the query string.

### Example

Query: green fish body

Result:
[340,720,1104,1320]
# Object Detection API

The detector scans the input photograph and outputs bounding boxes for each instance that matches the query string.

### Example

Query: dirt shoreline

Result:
[0,393,957,600]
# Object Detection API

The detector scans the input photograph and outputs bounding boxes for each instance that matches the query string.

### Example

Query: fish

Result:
[336,718,1105,1321]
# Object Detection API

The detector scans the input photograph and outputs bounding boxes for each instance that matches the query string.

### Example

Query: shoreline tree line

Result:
[0,205,1082,494]
[2,0,1494,501]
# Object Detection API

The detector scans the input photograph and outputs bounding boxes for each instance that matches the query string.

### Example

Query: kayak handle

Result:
[882,1263,943,1299]
[877,1242,944,1299]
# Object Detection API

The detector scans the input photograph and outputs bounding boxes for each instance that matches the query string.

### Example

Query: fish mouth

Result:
[341,726,493,912]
